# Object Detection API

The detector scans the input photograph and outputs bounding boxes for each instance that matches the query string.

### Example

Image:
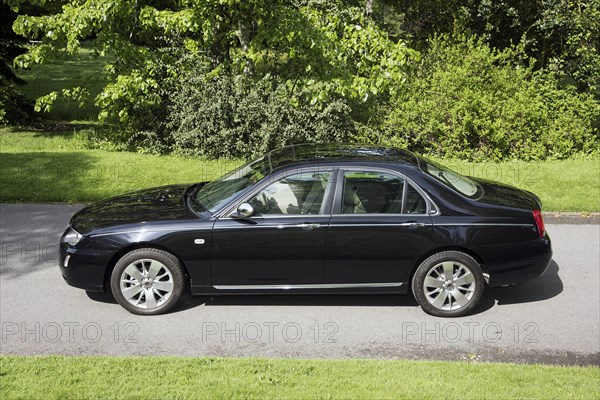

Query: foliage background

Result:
[2,0,599,160]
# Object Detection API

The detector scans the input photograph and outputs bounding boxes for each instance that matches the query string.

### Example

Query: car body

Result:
[59,143,552,316]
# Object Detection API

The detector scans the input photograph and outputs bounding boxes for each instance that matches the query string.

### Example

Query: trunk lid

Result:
[471,177,542,210]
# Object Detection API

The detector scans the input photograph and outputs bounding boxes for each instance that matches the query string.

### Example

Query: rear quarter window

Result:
[419,158,482,199]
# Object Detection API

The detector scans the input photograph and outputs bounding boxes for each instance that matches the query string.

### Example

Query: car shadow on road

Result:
[472,259,563,314]
[86,286,420,310]
[86,290,118,304]
[86,260,562,315]
[180,293,420,310]
[87,290,421,314]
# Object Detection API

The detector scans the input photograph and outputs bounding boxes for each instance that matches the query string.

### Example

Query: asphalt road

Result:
[1,204,598,365]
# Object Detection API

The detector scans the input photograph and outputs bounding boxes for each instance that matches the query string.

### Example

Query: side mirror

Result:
[235,202,254,218]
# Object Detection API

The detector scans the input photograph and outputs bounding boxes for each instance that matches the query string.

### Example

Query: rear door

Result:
[325,168,433,285]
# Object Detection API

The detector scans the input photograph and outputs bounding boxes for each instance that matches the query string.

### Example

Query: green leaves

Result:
[9,0,595,160]
[34,91,57,113]
[166,71,356,159]
[378,34,599,161]
[11,0,416,125]
[33,87,90,113]
[96,73,159,122]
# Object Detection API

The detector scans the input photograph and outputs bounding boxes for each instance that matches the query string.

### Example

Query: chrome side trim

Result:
[213,282,404,290]
[90,222,532,237]
[219,214,332,220]
[214,224,310,229]
[91,226,210,237]
[434,223,533,227]
[329,223,432,228]
[328,222,531,228]
[330,213,428,217]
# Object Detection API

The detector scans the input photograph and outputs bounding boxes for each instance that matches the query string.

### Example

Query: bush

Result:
[0,79,32,125]
[164,71,356,159]
[376,35,599,161]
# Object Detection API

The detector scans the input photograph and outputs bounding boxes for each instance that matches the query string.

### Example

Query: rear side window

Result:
[404,183,427,214]
[341,170,427,214]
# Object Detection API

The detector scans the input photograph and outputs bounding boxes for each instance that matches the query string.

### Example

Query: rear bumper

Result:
[473,234,552,287]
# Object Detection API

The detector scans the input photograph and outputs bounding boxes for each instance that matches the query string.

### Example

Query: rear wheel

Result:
[412,251,484,317]
[110,248,185,315]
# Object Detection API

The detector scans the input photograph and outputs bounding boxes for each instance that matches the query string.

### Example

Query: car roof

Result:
[266,143,419,170]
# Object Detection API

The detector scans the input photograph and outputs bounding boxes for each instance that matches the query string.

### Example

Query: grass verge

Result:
[437,157,600,212]
[1,128,598,211]
[0,128,239,203]
[1,356,599,399]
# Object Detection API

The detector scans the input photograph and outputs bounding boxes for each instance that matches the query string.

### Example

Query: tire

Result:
[411,251,484,317]
[110,248,185,315]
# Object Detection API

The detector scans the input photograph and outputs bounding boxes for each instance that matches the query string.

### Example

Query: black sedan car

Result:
[59,144,552,317]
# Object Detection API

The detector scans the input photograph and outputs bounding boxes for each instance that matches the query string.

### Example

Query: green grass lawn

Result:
[0,128,240,203]
[434,157,600,212]
[1,356,598,399]
[19,42,109,121]
[1,127,598,211]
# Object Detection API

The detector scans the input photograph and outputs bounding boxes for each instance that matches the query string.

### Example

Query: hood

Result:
[471,177,542,211]
[71,184,196,234]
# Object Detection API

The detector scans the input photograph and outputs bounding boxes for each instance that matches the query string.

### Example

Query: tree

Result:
[380,34,599,160]
[0,1,32,124]
[11,0,413,129]
[362,0,599,95]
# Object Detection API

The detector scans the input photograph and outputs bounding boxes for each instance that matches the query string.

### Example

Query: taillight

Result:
[532,210,545,238]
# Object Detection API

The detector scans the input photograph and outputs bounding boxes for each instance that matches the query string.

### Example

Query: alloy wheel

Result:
[423,261,476,311]
[119,259,174,309]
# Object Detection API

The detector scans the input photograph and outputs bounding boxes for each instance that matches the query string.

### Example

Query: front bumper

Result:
[59,243,114,293]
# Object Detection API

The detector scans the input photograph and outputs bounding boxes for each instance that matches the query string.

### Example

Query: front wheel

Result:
[412,251,484,317]
[110,248,185,315]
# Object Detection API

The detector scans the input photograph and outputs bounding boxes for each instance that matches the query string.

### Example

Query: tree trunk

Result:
[365,0,373,16]
[235,21,254,75]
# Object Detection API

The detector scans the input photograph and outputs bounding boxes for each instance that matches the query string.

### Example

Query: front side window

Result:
[341,170,427,214]
[247,171,332,215]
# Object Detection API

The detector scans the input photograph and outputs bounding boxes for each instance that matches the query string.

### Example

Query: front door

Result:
[211,169,335,286]
[325,168,433,285]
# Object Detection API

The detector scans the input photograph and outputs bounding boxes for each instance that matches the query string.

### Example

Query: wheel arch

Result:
[408,246,488,286]
[103,242,191,292]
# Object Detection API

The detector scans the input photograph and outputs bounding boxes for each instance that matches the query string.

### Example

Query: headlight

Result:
[62,227,82,246]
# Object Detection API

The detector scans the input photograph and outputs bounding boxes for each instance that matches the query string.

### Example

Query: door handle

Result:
[297,223,321,229]
[399,222,426,227]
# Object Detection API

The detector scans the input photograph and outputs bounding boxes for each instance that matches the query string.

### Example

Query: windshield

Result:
[419,157,481,198]
[190,157,270,213]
